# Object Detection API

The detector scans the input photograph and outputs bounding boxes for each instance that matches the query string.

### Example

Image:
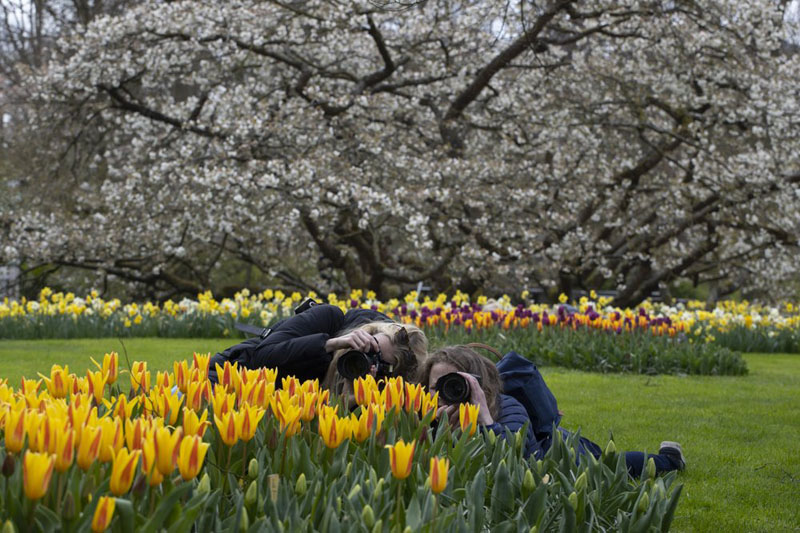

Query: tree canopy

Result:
[3,0,800,305]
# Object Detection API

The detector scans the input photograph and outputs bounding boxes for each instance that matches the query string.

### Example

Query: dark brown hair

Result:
[416,345,503,420]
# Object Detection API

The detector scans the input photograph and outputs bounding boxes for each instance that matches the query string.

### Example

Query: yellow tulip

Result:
[183,408,210,439]
[386,439,415,480]
[211,387,236,417]
[91,496,116,532]
[91,352,119,385]
[298,392,319,422]
[350,404,384,443]
[420,391,439,419]
[281,376,300,397]
[192,352,211,376]
[352,375,378,407]
[150,387,182,425]
[87,370,108,403]
[404,383,424,413]
[237,403,265,442]
[318,408,351,449]
[459,404,480,437]
[215,361,240,394]
[109,448,141,496]
[276,402,302,437]
[52,426,75,473]
[97,417,124,463]
[39,364,71,399]
[185,379,209,412]
[103,395,138,420]
[129,362,150,394]
[76,425,103,471]
[155,371,173,391]
[23,451,55,500]
[25,410,44,453]
[177,435,210,481]
[3,402,26,454]
[173,360,190,394]
[141,437,164,486]
[429,457,449,494]
[153,426,183,476]
[20,378,41,396]
[214,410,241,447]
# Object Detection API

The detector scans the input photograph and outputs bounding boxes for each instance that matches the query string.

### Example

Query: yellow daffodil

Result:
[429,457,449,494]
[177,435,210,481]
[153,426,183,476]
[459,404,480,437]
[23,451,55,500]
[386,439,415,480]
[91,496,116,532]
[109,447,141,496]
[76,425,103,471]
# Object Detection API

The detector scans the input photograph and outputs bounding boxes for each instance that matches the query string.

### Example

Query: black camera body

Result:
[435,372,482,404]
[337,349,392,380]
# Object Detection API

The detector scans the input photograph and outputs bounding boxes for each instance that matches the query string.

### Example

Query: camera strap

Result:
[466,343,503,359]
[234,322,272,339]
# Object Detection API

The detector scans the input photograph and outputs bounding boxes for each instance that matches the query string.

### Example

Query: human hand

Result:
[325,330,379,353]
[459,372,494,426]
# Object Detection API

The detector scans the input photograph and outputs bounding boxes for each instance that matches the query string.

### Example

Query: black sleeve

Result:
[247,304,346,374]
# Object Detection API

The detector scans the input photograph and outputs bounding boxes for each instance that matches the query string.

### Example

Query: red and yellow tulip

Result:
[91,352,119,385]
[109,447,141,496]
[318,407,351,449]
[429,457,449,494]
[459,403,480,437]
[386,439,415,480]
[23,451,55,500]
[3,401,26,454]
[178,434,210,481]
[91,496,116,532]
[153,426,183,476]
[76,425,103,471]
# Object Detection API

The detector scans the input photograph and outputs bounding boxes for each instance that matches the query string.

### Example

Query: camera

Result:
[435,372,481,404]
[337,349,393,380]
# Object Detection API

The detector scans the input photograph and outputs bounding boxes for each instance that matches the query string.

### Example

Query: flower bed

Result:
[0,353,682,532]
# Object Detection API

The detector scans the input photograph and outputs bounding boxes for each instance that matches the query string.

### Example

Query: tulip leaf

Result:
[114,498,136,533]
[405,497,422,530]
[139,482,193,533]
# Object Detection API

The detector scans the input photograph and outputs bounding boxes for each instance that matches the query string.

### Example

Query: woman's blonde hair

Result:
[322,321,428,401]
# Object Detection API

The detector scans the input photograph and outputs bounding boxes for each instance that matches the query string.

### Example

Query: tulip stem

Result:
[242,441,247,477]
[395,481,403,530]
[56,472,66,515]
[225,445,233,493]
[432,494,437,531]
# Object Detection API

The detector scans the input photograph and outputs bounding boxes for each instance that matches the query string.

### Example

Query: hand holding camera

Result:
[434,371,494,426]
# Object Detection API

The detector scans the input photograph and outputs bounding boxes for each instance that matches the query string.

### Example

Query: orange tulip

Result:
[23,451,55,500]
[91,496,116,532]
[386,439,415,480]
[429,457,450,494]
[109,447,141,496]
[177,435,210,481]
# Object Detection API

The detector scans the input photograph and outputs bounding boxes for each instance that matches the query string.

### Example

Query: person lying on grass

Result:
[418,345,686,477]
[208,301,428,406]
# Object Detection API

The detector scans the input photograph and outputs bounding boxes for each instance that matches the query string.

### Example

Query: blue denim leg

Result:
[624,451,681,477]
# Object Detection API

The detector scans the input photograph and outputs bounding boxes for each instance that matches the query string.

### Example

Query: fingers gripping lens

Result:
[435,373,482,405]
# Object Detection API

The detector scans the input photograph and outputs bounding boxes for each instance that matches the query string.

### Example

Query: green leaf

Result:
[139,482,193,533]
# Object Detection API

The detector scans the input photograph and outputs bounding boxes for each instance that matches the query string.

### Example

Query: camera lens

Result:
[436,373,470,404]
[337,350,372,380]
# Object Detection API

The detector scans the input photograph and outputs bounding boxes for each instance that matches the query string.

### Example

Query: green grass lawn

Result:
[1,339,798,532]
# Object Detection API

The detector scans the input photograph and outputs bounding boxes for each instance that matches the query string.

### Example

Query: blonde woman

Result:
[209,303,427,389]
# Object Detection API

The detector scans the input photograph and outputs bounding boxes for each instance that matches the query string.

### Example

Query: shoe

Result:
[659,441,686,471]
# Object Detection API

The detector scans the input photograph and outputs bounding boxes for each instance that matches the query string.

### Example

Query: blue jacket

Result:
[485,394,542,459]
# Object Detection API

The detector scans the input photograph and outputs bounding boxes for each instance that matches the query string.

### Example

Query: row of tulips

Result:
[2,288,799,353]
[1,351,682,531]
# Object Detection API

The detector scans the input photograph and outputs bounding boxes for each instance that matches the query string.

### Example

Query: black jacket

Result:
[208,304,392,384]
